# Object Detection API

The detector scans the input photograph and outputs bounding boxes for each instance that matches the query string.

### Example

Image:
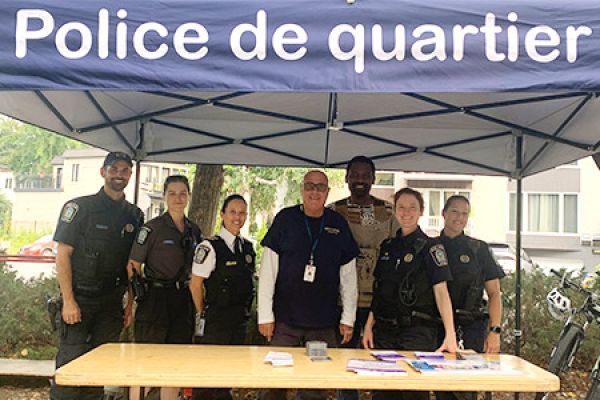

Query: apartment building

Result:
[11,148,188,231]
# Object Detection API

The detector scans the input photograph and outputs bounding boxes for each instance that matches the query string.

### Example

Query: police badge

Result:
[460,254,470,263]
[429,244,448,267]
[60,202,79,223]
[136,227,151,245]
[194,244,210,264]
[245,254,253,263]
[403,253,414,263]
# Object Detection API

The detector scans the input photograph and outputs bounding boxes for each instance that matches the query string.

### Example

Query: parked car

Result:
[488,242,535,274]
[18,234,57,257]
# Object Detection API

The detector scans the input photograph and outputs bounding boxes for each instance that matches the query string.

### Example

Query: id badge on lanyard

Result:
[303,215,325,283]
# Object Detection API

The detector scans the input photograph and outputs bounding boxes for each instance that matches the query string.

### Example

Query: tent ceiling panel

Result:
[0,90,598,177]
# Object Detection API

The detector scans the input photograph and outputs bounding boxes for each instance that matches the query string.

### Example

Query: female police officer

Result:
[127,175,201,400]
[435,195,505,400]
[189,194,255,400]
[363,187,457,400]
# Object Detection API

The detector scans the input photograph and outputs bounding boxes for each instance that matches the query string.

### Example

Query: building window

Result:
[509,192,578,234]
[374,172,394,186]
[71,164,79,182]
[5,178,12,189]
[56,167,62,189]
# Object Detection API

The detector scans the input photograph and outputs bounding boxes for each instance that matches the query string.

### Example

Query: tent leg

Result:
[514,133,524,400]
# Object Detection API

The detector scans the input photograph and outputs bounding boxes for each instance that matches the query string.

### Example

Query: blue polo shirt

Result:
[262,205,359,328]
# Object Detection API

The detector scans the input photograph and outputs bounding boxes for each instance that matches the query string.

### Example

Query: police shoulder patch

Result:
[429,244,448,267]
[194,244,211,264]
[60,202,79,223]
[136,227,152,245]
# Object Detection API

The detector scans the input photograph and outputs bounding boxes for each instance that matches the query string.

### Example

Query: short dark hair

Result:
[394,187,424,211]
[346,155,376,175]
[221,194,247,213]
[443,195,470,212]
[163,175,190,194]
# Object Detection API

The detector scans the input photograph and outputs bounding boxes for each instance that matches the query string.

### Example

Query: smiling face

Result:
[101,160,132,194]
[221,198,247,236]
[164,181,190,214]
[443,198,470,237]
[395,193,423,235]
[302,170,329,217]
[346,161,375,202]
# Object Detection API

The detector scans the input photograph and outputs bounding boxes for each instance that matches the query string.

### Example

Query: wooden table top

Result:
[55,344,559,392]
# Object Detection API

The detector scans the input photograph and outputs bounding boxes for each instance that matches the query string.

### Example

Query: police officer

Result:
[329,156,398,400]
[50,152,143,400]
[363,187,456,400]
[128,175,201,400]
[435,195,504,400]
[189,194,255,400]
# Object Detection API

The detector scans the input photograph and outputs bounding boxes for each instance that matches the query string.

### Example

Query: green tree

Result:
[0,193,11,236]
[0,118,86,176]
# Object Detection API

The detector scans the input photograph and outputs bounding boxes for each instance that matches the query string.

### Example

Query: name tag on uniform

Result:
[226,261,238,266]
[304,264,316,282]
[162,240,175,245]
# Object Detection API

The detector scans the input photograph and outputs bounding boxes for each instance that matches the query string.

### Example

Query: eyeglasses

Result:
[303,182,328,193]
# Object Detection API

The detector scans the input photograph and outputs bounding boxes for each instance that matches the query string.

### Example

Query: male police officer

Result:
[328,156,398,400]
[50,152,143,400]
[258,170,359,400]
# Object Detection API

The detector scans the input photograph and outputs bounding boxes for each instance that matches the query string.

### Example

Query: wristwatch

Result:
[489,325,502,334]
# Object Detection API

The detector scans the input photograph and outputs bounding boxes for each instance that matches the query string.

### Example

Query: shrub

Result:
[501,268,600,369]
[0,263,59,359]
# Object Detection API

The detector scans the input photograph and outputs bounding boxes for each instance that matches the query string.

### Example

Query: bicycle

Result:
[535,269,600,400]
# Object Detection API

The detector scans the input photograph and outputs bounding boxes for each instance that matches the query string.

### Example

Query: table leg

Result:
[139,386,145,400]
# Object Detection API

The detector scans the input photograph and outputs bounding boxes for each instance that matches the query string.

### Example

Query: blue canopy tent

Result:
[2,0,600,360]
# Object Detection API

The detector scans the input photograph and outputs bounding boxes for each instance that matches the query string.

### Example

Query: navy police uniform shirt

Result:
[261,205,359,328]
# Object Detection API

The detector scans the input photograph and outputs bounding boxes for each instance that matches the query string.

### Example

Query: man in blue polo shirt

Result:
[258,170,359,400]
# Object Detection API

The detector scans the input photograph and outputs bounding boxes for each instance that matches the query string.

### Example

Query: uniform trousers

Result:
[258,322,338,400]
[192,305,249,400]
[371,323,438,400]
[134,286,194,344]
[50,296,124,400]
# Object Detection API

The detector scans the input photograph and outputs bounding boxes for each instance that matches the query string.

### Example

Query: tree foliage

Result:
[0,118,86,176]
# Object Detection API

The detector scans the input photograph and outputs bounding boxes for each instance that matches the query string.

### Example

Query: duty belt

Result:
[375,311,440,329]
[147,279,190,290]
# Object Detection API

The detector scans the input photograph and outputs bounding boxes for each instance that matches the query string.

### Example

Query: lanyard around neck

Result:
[304,213,325,264]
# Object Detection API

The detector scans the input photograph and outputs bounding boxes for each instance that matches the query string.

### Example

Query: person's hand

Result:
[484,332,501,353]
[62,298,81,325]
[259,322,275,342]
[339,324,353,345]
[127,261,142,277]
[123,301,133,328]
[436,332,457,353]
[362,325,374,349]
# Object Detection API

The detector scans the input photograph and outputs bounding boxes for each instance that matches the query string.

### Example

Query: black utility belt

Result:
[454,309,489,323]
[375,312,439,329]
[146,279,190,290]
[74,277,125,296]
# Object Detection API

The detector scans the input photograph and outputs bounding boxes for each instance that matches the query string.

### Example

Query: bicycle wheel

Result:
[547,323,584,374]
[585,380,600,400]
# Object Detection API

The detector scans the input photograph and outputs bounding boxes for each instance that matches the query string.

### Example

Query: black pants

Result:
[50,298,123,400]
[258,322,338,400]
[134,286,194,344]
[436,320,487,400]
[372,323,438,400]
[192,307,249,400]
